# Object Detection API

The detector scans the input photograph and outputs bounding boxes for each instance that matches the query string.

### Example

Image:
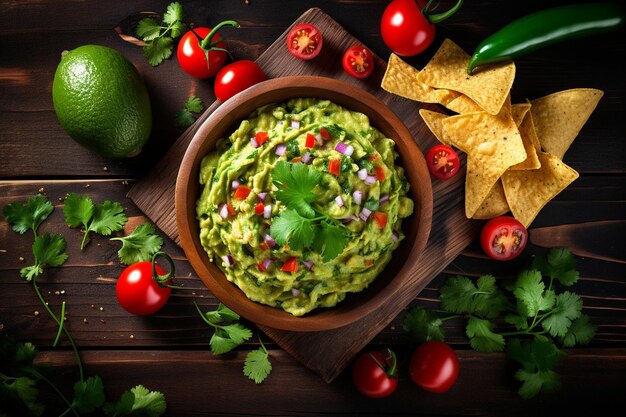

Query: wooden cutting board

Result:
[128,7,479,383]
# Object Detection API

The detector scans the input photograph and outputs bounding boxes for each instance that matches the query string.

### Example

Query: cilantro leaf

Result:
[402,307,445,344]
[143,36,174,66]
[507,336,563,399]
[440,276,476,313]
[175,96,204,127]
[104,385,166,417]
[466,317,505,352]
[533,247,579,286]
[515,369,561,399]
[243,341,272,384]
[560,314,597,347]
[202,303,241,324]
[210,332,242,355]
[3,194,54,235]
[513,270,546,317]
[1,375,45,416]
[63,192,94,229]
[195,303,253,355]
[504,313,529,330]
[163,2,184,25]
[136,18,162,41]
[312,220,350,262]
[110,223,164,265]
[72,375,105,413]
[222,324,254,345]
[270,209,316,251]
[272,161,320,218]
[88,200,127,236]
[440,275,509,318]
[20,233,68,281]
[541,291,583,337]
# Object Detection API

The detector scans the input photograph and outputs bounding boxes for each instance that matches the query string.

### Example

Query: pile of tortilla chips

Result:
[382,39,603,228]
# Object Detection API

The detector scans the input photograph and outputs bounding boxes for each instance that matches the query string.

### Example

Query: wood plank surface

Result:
[127,7,478,382]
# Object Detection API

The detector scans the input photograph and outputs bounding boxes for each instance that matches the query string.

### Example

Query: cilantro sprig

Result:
[243,337,272,384]
[403,248,596,399]
[3,194,53,235]
[110,222,164,265]
[63,192,128,250]
[175,96,204,127]
[270,161,351,261]
[136,2,186,66]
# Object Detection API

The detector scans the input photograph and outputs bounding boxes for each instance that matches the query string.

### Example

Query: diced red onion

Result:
[335,142,348,154]
[334,195,344,207]
[301,151,312,164]
[263,204,272,219]
[275,144,286,156]
[302,260,314,270]
[218,203,229,219]
[250,137,259,148]
[222,254,235,267]
[392,231,399,242]
[364,175,377,185]
[258,192,268,202]
[291,288,301,297]
[353,190,363,205]
[290,120,300,129]
[315,133,323,145]
[357,168,368,180]
[262,258,271,270]
[264,234,276,248]
[344,145,354,157]
[231,180,240,190]
[359,207,372,221]
[379,194,390,205]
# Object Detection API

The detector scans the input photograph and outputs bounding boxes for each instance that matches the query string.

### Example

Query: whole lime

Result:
[52,45,152,159]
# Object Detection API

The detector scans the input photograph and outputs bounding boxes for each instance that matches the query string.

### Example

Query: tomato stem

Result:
[151,251,184,289]
[368,348,398,378]
[199,20,240,51]
[423,0,464,24]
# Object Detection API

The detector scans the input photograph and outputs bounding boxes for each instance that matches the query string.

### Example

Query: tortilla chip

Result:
[502,152,579,227]
[382,54,441,103]
[530,88,603,159]
[443,94,483,114]
[417,39,516,115]
[442,109,526,217]
[473,180,510,219]
[510,104,541,170]
[419,109,449,145]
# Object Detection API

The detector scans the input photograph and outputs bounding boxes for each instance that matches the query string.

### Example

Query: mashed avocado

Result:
[197,98,414,316]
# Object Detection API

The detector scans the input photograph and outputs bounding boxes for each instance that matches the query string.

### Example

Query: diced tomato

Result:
[292,157,302,163]
[257,261,267,272]
[305,133,316,148]
[375,166,386,182]
[280,257,299,273]
[328,158,341,176]
[319,127,332,140]
[256,131,269,146]
[369,152,379,161]
[254,202,265,215]
[259,242,269,251]
[233,185,252,200]
[226,203,236,216]
[365,259,374,266]
[373,211,388,229]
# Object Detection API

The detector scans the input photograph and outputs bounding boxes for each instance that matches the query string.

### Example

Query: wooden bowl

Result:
[176,76,432,332]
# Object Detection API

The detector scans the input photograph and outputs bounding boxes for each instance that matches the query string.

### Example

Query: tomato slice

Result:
[480,216,528,261]
[280,257,299,273]
[426,144,460,180]
[286,23,323,60]
[233,185,251,200]
[342,45,375,79]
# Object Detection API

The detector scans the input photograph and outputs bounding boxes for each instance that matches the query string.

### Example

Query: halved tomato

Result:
[480,216,528,261]
[342,45,375,79]
[286,23,323,60]
[426,144,460,180]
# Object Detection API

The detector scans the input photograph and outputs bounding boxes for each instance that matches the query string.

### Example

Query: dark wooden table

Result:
[1,1,625,416]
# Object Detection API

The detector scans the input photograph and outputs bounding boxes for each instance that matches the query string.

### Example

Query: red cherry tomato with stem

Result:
[286,23,323,60]
[177,20,239,79]
[426,144,460,180]
[480,216,528,261]
[116,252,178,315]
[351,349,399,398]
[342,45,375,79]
[409,341,459,393]
[214,60,266,102]
[380,0,464,56]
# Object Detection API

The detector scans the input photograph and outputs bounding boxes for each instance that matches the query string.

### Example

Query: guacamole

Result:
[196,98,414,316]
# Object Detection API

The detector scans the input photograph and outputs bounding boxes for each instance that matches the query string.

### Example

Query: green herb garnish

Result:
[136,2,186,66]
[175,96,204,127]
[243,337,272,384]
[110,223,164,265]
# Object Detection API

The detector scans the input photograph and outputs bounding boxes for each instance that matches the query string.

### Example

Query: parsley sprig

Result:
[63,192,128,250]
[136,2,186,66]
[270,161,351,261]
[403,248,596,399]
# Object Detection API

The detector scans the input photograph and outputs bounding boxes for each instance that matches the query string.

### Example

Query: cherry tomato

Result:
[426,144,460,180]
[409,341,459,393]
[342,45,375,79]
[177,28,227,79]
[116,253,174,315]
[380,0,464,56]
[286,23,323,60]
[352,349,398,398]
[480,216,528,261]
[214,60,266,102]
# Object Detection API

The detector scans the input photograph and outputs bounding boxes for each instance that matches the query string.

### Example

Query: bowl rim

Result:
[175,75,433,332]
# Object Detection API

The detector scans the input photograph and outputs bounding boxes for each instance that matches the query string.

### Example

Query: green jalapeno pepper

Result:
[467,2,624,75]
